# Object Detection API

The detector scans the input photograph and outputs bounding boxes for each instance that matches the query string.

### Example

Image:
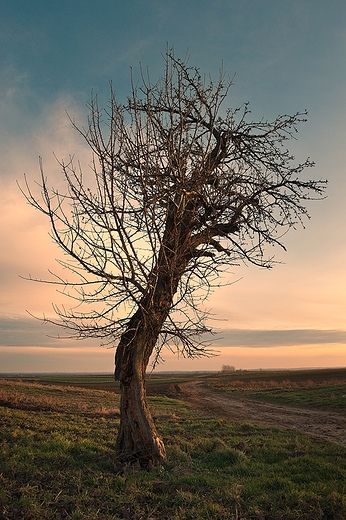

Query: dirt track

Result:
[175,380,346,447]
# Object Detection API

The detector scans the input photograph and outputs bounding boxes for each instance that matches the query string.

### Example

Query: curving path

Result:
[177,380,346,447]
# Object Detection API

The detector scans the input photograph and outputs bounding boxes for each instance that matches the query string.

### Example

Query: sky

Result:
[1,0,346,373]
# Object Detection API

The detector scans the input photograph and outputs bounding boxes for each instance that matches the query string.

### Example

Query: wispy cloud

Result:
[0,316,71,347]
[0,315,102,348]
[212,329,346,348]
[2,316,346,350]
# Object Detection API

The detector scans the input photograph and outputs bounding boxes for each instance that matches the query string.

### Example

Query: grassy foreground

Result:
[1,377,346,519]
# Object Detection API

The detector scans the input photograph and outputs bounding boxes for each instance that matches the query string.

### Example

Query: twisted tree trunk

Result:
[114,312,168,467]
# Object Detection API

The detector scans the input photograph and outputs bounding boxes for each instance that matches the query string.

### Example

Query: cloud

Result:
[212,329,346,348]
[0,316,72,347]
[0,87,92,319]
[2,315,346,351]
[0,316,100,348]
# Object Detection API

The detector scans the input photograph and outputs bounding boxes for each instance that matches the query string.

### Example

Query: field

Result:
[1,368,346,519]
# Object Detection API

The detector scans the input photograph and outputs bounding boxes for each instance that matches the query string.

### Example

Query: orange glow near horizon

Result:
[0,343,345,374]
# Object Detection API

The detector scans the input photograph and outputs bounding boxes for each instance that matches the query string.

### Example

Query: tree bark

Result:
[115,365,166,468]
[114,296,172,467]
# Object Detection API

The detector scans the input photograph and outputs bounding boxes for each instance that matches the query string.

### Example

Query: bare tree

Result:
[21,51,326,467]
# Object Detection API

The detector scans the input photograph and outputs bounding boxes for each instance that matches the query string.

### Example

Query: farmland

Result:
[1,368,346,519]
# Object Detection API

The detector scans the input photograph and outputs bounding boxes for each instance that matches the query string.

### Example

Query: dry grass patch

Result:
[0,379,120,416]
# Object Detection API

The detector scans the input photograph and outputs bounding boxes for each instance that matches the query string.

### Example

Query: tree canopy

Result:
[22,51,326,466]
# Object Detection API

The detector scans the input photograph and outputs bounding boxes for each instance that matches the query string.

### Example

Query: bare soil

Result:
[169,380,346,448]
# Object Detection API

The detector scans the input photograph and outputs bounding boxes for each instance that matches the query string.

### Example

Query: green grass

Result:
[18,373,197,392]
[242,384,346,410]
[205,368,346,411]
[1,379,346,519]
[20,374,119,388]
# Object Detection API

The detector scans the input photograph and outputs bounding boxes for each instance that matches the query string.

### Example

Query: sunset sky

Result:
[1,0,346,373]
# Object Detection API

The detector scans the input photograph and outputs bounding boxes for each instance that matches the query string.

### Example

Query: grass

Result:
[15,373,198,396]
[0,379,120,416]
[1,376,346,519]
[205,368,346,411]
[242,384,346,410]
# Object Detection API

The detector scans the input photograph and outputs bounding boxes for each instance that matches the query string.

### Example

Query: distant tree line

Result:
[221,365,236,373]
